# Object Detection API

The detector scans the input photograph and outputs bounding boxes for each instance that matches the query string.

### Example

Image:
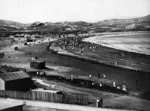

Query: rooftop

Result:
[0,71,31,81]
[0,99,23,110]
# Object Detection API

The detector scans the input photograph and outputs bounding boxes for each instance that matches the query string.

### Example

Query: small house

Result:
[24,42,27,45]
[27,38,33,42]
[0,52,4,58]
[0,100,23,111]
[30,61,46,69]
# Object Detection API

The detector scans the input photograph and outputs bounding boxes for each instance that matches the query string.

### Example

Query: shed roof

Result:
[0,71,31,81]
[0,99,23,110]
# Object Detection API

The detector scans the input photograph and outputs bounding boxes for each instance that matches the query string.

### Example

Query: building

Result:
[14,46,19,50]
[27,38,33,42]
[0,71,34,91]
[0,52,4,58]
[30,61,46,69]
[0,99,23,111]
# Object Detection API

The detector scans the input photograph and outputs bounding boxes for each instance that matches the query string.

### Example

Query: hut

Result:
[0,52,4,58]
[0,100,23,111]
[30,61,46,69]
[14,46,19,50]
[24,42,27,45]
[0,71,34,91]
[27,38,33,42]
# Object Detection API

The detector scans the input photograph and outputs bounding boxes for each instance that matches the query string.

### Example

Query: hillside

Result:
[94,15,150,29]
[0,20,25,30]
[0,15,150,32]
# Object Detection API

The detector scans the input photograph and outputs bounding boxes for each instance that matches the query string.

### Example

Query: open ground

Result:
[0,31,150,111]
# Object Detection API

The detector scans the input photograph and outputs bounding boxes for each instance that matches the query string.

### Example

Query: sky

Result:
[0,0,150,23]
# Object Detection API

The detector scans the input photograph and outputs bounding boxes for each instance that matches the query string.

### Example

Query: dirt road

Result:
[0,98,132,111]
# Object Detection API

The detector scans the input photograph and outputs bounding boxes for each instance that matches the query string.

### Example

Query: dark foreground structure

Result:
[0,71,34,91]
[0,100,23,111]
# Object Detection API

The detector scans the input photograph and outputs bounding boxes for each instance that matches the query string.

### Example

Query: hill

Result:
[0,15,150,32]
[93,15,150,30]
[0,20,25,30]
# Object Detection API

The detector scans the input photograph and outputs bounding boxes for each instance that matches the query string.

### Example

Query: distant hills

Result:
[0,15,150,32]
[94,15,150,29]
[0,20,24,30]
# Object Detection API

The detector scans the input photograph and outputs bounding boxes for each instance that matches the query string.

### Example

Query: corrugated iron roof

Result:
[0,71,31,81]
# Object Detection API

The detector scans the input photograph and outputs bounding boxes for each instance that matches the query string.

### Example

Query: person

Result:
[100,97,103,107]
[103,74,106,78]
[71,75,74,81]
[96,99,100,107]
[89,74,92,78]
[98,73,101,78]
[113,82,116,87]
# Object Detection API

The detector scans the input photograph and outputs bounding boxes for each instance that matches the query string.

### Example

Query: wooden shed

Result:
[30,61,46,69]
[0,99,23,111]
[0,71,34,91]
[0,52,4,58]
[14,46,19,50]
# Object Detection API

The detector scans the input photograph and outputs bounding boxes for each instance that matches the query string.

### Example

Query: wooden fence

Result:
[0,90,88,105]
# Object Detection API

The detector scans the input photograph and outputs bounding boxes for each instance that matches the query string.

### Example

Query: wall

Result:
[0,90,88,105]
[5,78,34,91]
[0,78,5,90]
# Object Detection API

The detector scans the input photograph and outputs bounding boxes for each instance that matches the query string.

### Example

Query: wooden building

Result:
[0,99,23,111]
[0,52,4,58]
[0,71,34,91]
[30,61,46,69]
[14,46,19,50]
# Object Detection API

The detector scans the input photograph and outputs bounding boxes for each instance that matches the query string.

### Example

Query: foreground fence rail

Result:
[0,90,88,105]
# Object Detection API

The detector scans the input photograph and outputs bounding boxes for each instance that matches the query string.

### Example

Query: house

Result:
[0,71,34,91]
[27,38,33,42]
[30,61,46,69]
[0,52,4,58]
[0,99,23,111]
[14,46,19,50]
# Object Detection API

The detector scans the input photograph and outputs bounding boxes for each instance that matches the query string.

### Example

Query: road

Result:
[0,98,133,111]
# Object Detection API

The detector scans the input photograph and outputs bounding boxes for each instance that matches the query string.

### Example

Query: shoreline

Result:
[83,32,150,56]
